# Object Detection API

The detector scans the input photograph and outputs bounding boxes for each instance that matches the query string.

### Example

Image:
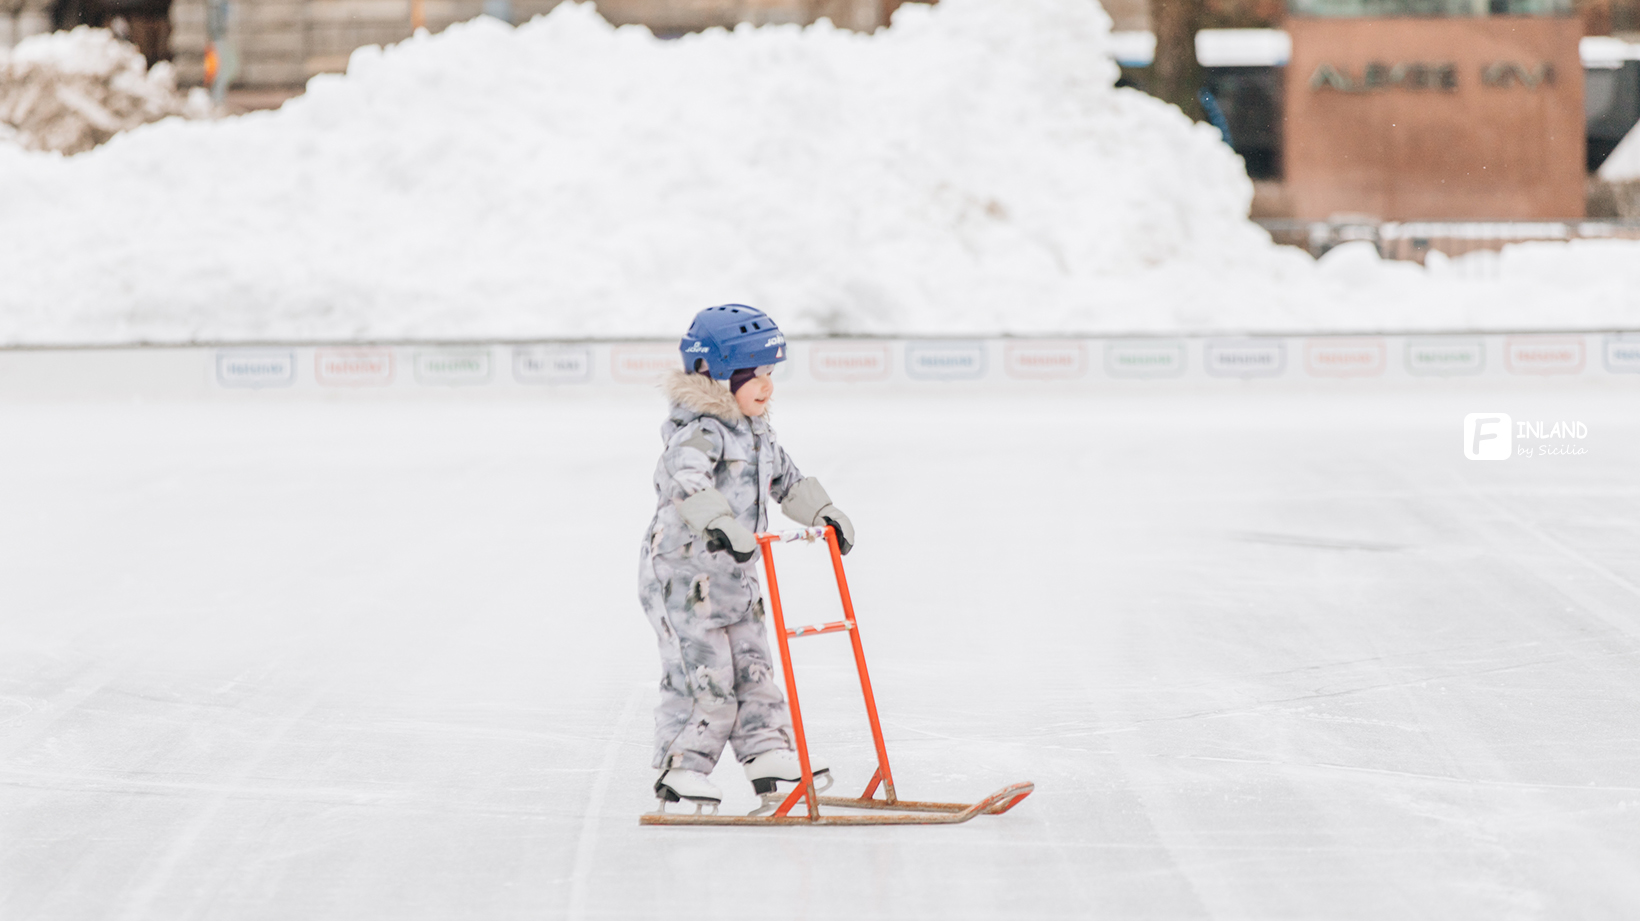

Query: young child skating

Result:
[638,304,855,814]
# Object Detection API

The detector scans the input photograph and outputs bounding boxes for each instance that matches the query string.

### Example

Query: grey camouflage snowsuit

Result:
[638,370,804,773]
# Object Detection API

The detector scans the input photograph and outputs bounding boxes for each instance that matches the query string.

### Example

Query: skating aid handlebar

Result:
[752,524,897,817]
[759,526,833,545]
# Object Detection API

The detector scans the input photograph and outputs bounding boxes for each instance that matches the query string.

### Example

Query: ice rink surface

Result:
[2,380,1638,920]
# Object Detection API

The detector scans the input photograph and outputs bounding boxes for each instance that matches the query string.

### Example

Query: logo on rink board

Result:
[414,350,491,386]
[1406,338,1485,376]
[1204,339,1286,378]
[215,350,295,388]
[611,345,678,383]
[810,343,892,382]
[315,348,394,387]
[1105,340,1185,378]
[514,346,592,384]
[1604,336,1640,374]
[1003,341,1086,380]
[1504,336,1585,375]
[904,342,986,381]
[1304,338,1385,377]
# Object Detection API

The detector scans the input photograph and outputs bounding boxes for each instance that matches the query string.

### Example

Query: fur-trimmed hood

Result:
[662,369,746,426]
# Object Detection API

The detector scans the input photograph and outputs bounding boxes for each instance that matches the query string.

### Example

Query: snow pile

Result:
[0,27,208,155]
[0,1,1635,345]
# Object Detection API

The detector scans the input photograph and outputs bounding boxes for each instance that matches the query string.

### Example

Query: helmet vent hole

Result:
[752,322,761,330]
[740,326,747,333]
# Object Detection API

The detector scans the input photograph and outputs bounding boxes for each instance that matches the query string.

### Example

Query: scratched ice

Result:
[2,383,1637,919]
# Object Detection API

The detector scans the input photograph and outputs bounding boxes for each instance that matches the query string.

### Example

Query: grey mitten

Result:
[678,488,758,563]
[780,477,855,555]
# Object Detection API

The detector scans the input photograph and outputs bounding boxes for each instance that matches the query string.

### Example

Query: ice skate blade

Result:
[652,797,720,817]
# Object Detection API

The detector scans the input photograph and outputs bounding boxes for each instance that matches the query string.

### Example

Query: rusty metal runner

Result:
[641,525,1034,828]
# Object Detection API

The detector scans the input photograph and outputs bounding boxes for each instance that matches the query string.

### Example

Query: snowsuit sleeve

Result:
[768,441,804,505]
[663,419,727,497]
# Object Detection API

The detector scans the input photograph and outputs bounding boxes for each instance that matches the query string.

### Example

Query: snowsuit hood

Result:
[661,369,746,426]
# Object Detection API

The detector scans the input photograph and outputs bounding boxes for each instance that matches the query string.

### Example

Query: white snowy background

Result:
[0,0,1637,343]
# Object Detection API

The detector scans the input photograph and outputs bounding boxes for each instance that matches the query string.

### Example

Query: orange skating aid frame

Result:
[641,525,1034,827]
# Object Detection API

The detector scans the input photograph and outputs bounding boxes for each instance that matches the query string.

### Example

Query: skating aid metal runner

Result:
[641,525,1034,827]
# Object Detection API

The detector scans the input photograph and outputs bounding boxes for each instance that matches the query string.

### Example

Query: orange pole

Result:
[825,526,897,803]
[758,534,820,820]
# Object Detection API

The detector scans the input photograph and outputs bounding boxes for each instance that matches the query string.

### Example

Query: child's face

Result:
[735,373,774,417]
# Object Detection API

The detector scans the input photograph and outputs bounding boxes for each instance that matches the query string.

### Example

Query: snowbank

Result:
[0,1,1634,345]
[0,27,208,155]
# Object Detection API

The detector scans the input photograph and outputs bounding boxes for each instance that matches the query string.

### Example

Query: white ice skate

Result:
[654,769,723,816]
[744,749,833,816]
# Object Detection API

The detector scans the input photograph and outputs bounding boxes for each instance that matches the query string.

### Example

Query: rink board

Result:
[0,332,1637,397]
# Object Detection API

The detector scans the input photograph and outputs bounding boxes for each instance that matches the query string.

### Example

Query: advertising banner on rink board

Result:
[188,333,1634,395]
[513,346,592,384]
[810,342,892,382]
[315,348,394,387]
[611,344,678,384]
[1406,338,1485,376]
[215,349,295,388]
[1505,336,1585,375]
[1604,336,1640,374]
[414,349,490,386]
[1003,341,1086,380]
[1304,338,1385,377]
[904,342,986,381]
[1205,339,1286,378]
[1105,340,1185,378]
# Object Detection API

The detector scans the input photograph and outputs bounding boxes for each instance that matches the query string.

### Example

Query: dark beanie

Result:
[729,368,759,395]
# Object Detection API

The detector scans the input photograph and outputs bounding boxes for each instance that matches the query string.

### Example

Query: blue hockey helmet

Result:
[679,304,787,380]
